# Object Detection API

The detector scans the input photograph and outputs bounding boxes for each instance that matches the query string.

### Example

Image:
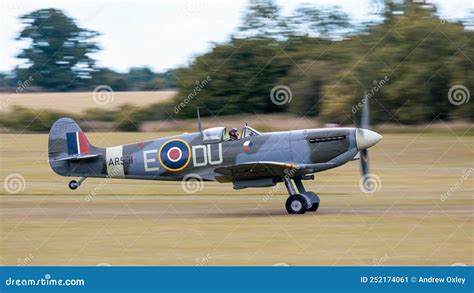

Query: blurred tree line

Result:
[0,8,177,92]
[1,1,472,126]
[174,0,473,123]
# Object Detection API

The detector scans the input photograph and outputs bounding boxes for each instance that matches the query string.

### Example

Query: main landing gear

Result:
[283,176,320,214]
[68,177,86,190]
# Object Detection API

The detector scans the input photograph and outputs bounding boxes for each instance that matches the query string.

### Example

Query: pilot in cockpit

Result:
[229,128,239,140]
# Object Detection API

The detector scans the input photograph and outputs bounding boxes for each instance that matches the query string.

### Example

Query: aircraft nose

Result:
[356,128,382,150]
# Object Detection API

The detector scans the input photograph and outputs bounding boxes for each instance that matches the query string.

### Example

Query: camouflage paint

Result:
[48,118,358,183]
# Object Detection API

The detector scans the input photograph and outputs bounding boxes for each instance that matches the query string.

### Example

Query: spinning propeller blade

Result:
[361,96,369,129]
[355,95,383,193]
[359,93,370,182]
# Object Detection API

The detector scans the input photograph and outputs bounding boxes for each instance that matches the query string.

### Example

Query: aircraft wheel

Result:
[285,195,306,214]
[307,202,319,212]
[68,180,78,190]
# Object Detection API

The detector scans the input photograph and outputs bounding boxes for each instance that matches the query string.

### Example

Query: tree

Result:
[288,4,351,39]
[15,8,100,91]
[173,0,473,123]
[127,67,155,90]
[315,0,474,124]
[237,0,287,39]
[92,68,130,91]
[174,38,293,117]
[286,61,341,117]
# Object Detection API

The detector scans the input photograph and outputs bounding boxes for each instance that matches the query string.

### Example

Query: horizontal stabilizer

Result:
[51,153,101,162]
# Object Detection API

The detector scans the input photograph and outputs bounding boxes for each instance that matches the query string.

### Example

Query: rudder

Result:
[48,118,102,176]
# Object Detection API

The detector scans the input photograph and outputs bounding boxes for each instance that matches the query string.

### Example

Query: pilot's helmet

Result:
[229,128,238,136]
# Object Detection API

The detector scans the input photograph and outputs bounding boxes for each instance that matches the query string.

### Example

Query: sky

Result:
[1,0,472,73]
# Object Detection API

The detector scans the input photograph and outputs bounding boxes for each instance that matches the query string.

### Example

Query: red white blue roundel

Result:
[158,139,191,171]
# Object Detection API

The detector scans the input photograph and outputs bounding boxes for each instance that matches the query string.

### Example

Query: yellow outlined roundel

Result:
[158,138,191,172]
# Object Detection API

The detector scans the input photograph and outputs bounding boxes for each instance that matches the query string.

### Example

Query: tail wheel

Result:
[285,195,306,214]
[68,180,78,190]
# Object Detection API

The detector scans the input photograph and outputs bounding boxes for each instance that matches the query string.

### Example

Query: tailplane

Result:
[48,118,102,175]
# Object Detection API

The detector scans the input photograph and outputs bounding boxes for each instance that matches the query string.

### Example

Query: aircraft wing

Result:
[214,161,297,182]
[214,161,337,182]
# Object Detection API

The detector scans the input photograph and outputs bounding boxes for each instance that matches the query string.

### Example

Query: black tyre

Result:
[68,180,78,190]
[285,195,306,214]
[307,202,319,212]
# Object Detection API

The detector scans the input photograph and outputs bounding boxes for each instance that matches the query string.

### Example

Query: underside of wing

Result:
[214,161,340,183]
[214,161,298,182]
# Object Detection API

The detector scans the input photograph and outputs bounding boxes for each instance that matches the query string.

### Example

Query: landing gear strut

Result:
[68,177,86,190]
[283,176,320,214]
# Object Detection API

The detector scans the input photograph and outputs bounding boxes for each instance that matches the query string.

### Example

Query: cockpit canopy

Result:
[202,125,261,143]
[202,127,225,143]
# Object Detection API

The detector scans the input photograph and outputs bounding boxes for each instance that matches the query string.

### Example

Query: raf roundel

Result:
[158,139,191,171]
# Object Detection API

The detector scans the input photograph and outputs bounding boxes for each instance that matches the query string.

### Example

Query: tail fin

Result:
[66,131,91,155]
[48,118,102,175]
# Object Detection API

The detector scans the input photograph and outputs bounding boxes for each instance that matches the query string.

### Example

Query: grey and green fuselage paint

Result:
[48,118,360,185]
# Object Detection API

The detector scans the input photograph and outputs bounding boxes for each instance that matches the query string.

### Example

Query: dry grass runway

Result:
[0,131,472,266]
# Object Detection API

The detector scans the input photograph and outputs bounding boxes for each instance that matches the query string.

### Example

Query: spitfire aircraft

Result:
[48,104,382,214]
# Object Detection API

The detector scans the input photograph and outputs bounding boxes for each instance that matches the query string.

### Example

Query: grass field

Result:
[0,131,472,266]
[0,91,176,113]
